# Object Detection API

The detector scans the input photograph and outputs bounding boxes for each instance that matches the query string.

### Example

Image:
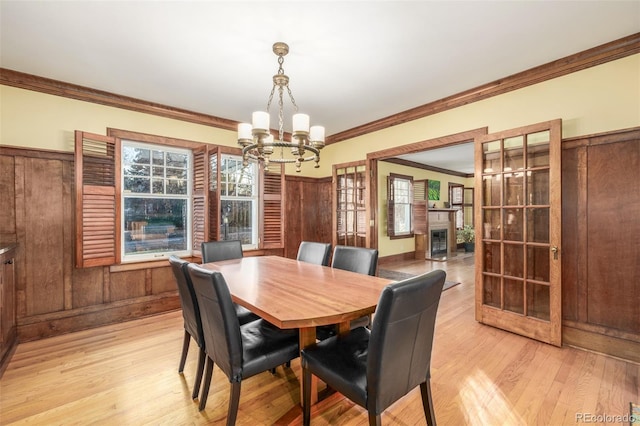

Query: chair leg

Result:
[178,330,190,373]
[302,365,312,426]
[368,412,381,426]
[227,382,241,426]
[198,357,215,411]
[420,379,437,426]
[192,347,206,399]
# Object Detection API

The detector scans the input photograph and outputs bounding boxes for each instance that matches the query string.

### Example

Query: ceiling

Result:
[1,1,638,173]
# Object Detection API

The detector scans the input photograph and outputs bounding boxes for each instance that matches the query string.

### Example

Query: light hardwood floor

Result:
[1,254,638,425]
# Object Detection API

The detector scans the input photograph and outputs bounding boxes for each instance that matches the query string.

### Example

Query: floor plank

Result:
[1,254,638,425]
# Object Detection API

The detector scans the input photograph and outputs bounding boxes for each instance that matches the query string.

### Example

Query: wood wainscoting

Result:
[283,175,333,259]
[0,146,184,343]
[0,145,331,346]
[561,128,640,363]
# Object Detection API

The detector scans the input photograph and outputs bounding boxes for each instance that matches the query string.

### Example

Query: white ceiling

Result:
[1,1,638,172]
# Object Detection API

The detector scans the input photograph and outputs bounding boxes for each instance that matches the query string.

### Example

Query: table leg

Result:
[299,327,317,406]
[336,320,350,336]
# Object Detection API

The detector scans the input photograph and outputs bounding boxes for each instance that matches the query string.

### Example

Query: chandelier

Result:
[237,42,325,172]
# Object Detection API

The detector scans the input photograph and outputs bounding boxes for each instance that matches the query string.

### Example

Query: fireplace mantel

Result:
[415,209,458,260]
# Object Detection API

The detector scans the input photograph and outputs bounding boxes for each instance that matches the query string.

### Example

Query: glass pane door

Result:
[475,120,562,346]
[334,163,367,247]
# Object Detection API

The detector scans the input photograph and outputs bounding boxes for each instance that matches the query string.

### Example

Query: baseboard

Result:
[378,251,416,265]
[17,294,181,343]
[563,325,640,364]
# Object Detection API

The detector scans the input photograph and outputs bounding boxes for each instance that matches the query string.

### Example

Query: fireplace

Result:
[430,229,448,257]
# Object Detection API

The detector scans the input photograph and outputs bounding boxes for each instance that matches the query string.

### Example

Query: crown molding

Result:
[0,68,239,131]
[326,32,640,145]
[1,33,638,145]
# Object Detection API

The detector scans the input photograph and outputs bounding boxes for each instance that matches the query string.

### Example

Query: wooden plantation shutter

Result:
[413,179,428,234]
[191,146,209,255]
[386,175,395,237]
[207,147,220,242]
[260,163,284,248]
[74,131,120,268]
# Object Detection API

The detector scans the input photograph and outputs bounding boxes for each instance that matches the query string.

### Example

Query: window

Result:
[387,173,413,238]
[121,141,192,261]
[219,155,258,249]
[74,129,285,268]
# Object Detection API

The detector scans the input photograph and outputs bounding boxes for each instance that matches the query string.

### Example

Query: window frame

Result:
[120,140,193,263]
[387,173,414,239]
[75,128,286,269]
[218,154,259,250]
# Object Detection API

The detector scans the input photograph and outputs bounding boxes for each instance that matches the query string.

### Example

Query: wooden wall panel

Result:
[151,267,177,294]
[0,156,16,240]
[23,158,65,316]
[586,140,640,333]
[303,179,332,244]
[284,179,303,258]
[561,147,580,322]
[561,129,640,361]
[109,270,146,302]
[71,267,104,308]
[284,176,332,259]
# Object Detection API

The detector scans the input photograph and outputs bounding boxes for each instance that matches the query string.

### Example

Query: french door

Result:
[333,162,368,248]
[474,120,562,346]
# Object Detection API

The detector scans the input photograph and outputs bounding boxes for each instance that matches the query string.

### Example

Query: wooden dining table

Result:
[199,255,392,406]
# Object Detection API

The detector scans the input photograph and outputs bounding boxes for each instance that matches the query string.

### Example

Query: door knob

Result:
[551,246,559,260]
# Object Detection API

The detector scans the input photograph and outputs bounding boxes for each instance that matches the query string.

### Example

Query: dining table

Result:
[199,255,393,406]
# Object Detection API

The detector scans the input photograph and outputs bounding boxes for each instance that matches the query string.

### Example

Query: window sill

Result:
[109,257,197,272]
[389,233,415,240]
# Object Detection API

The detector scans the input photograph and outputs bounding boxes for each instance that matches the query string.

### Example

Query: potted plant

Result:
[458,225,475,252]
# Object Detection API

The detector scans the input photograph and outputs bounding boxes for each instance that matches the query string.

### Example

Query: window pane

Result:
[124,198,188,255]
[219,155,258,247]
[483,275,501,308]
[122,141,191,260]
[152,150,164,166]
[220,200,254,244]
[394,203,411,234]
[124,177,150,193]
[166,152,187,168]
[166,180,187,195]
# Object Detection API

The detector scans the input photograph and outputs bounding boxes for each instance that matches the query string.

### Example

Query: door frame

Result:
[366,127,488,252]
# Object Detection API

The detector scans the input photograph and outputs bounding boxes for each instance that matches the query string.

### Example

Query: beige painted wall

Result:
[2,54,638,257]
[0,85,239,151]
[317,54,640,178]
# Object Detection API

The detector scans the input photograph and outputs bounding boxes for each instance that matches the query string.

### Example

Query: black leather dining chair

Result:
[200,240,260,324]
[296,241,332,266]
[331,245,379,276]
[201,240,244,263]
[169,255,206,400]
[301,269,446,426]
[315,245,379,340]
[186,263,300,422]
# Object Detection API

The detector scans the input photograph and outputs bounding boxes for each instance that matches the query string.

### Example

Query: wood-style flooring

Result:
[1,253,638,425]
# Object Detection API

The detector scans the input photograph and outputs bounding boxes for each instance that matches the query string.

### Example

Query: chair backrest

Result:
[296,241,332,266]
[331,245,378,276]
[201,240,243,263]
[366,269,446,413]
[168,255,203,347]
[187,263,243,382]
